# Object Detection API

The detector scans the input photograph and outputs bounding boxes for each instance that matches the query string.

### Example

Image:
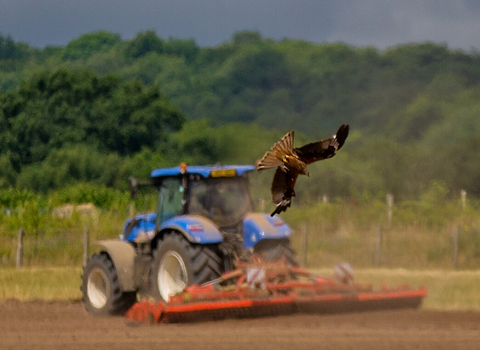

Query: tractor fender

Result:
[243,213,292,249]
[94,240,136,292]
[159,215,223,244]
[122,213,156,243]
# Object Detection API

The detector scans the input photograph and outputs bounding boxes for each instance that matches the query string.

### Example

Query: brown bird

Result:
[256,124,350,216]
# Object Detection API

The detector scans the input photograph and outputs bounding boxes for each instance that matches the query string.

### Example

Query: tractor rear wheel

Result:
[151,232,222,302]
[254,239,299,266]
[82,253,137,315]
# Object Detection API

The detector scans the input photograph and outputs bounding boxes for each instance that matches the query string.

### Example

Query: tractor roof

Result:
[150,164,256,178]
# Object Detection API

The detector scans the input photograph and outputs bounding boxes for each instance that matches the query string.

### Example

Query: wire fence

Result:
[3,220,480,270]
[292,222,479,270]
[1,227,119,268]
[2,189,480,270]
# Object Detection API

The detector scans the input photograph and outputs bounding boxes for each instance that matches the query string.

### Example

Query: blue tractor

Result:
[81,164,297,315]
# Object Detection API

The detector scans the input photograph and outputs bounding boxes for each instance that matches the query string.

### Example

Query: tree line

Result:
[1,30,480,202]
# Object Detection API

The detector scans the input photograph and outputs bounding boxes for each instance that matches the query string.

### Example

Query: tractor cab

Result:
[154,164,254,229]
[123,164,280,246]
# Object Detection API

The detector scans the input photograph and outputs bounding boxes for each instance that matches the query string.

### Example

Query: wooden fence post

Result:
[453,225,459,270]
[453,190,466,270]
[83,226,89,267]
[16,228,24,268]
[386,194,394,227]
[301,223,308,267]
[258,198,265,213]
[375,225,382,267]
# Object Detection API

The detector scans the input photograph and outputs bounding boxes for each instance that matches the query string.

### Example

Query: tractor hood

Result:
[123,212,292,248]
[242,213,292,249]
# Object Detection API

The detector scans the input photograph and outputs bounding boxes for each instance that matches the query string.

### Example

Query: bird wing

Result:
[294,124,350,165]
[256,131,294,170]
[270,167,299,216]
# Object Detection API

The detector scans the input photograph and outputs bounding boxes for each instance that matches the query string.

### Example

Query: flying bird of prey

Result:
[256,124,350,216]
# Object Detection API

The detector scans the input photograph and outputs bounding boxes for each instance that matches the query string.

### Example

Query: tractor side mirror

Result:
[128,177,155,199]
[128,177,139,199]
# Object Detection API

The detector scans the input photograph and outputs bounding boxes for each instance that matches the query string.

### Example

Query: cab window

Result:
[157,178,184,225]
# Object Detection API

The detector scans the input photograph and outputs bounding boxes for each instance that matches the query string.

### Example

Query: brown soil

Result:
[1,300,480,350]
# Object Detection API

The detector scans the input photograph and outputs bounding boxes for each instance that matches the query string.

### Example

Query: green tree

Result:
[232,31,263,46]
[121,147,168,181]
[169,119,220,164]
[0,152,16,187]
[63,31,121,60]
[124,30,164,59]
[0,69,184,170]
[16,145,123,192]
[164,38,199,63]
[216,44,290,95]
[0,34,30,60]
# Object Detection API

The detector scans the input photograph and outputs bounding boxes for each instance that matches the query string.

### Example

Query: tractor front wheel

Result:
[151,232,222,302]
[82,253,137,315]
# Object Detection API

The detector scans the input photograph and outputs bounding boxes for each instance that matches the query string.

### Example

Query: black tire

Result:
[254,239,299,266]
[151,232,222,302]
[82,253,137,316]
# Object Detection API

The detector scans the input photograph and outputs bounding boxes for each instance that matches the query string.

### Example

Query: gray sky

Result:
[1,0,480,50]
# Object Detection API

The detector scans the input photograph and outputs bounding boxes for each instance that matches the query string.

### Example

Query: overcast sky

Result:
[1,0,480,50]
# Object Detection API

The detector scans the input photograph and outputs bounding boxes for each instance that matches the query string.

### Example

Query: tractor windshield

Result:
[188,177,252,227]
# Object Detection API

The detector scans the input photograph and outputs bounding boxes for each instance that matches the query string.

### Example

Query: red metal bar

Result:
[125,285,427,325]
[124,261,428,325]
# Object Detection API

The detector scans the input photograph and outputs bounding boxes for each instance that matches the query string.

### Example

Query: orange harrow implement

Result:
[125,260,427,325]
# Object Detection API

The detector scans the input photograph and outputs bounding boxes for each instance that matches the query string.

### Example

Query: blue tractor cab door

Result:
[156,177,185,228]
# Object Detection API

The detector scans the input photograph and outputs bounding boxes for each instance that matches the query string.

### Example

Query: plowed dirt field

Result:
[1,300,480,350]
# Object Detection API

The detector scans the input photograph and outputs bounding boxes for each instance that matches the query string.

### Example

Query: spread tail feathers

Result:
[255,151,283,169]
[271,198,291,216]
[256,131,294,170]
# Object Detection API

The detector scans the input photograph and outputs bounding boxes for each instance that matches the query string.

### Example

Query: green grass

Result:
[1,266,480,311]
[361,269,480,311]
[312,268,480,311]
[0,266,82,301]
